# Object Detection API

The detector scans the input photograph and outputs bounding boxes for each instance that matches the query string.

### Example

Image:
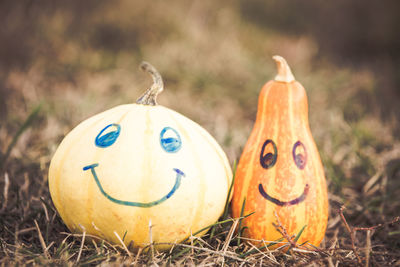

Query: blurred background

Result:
[1,0,400,254]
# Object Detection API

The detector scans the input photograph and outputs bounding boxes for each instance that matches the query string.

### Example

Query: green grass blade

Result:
[1,104,42,170]
[170,239,199,261]
[293,224,307,243]
[172,212,255,256]
[222,160,237,220]
[287,224,307,253]
[299,240,309,246]
[180,218,235,244]
[236,198,246,246]
[211,161,237,240]
[122,230,128,241]
[209,221,217,240]
[389,231,400,236]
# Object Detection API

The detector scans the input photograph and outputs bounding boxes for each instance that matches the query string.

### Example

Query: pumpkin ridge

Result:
[142,107,153,241]
[245,82,280,239]
[290,82,302,237]
[51,106,130,230]
[312,138,329,245]
[126,106,166,245]
[300,110,312,245]
[166,107,232,191]
[259,84,283,239]
[88,106,136,237]
[288,82,295,144]
[263,84,289,240]
[302,111,328,245]
[167,109,207,237]
[99,105,150,245]
[287,82,301,236]
[187,116,232,188]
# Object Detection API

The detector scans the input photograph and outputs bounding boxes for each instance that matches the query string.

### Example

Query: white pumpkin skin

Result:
[49,64,232,250]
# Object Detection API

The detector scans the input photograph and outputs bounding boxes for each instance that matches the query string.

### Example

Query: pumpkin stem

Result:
[272,55,295,83]
[136,61,164,106]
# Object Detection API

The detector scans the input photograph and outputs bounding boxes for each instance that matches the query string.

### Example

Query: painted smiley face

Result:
[83,124,185,208]
[258,139,309,206]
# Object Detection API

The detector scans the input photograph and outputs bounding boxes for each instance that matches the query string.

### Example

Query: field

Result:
[1,1,400,265]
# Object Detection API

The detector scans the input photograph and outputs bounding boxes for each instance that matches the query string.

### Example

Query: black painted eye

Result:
[260,139,277,169]
[292,141,307,169]
[95,124,121,148]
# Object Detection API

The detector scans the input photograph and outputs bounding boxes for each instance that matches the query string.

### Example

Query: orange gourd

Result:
[231,56,328,249]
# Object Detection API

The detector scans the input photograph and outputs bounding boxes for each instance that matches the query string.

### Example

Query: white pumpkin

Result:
[48,62,233,250]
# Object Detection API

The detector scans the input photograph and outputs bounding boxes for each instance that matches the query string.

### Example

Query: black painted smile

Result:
[258,183,309,206]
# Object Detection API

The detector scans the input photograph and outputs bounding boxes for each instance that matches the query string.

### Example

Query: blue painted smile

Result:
[83,163,185,208]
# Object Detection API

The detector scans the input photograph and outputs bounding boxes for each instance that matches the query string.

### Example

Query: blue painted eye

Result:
[160,127,182,153]
[95,124,121,148]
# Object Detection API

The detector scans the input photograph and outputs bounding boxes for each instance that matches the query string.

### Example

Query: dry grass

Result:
[1,1,400,265]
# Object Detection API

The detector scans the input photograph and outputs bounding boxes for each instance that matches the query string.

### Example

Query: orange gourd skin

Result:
[231,77,329,249]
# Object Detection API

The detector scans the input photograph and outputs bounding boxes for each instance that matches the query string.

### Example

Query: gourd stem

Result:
[272,55,295,83]
[136,61,164,106]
